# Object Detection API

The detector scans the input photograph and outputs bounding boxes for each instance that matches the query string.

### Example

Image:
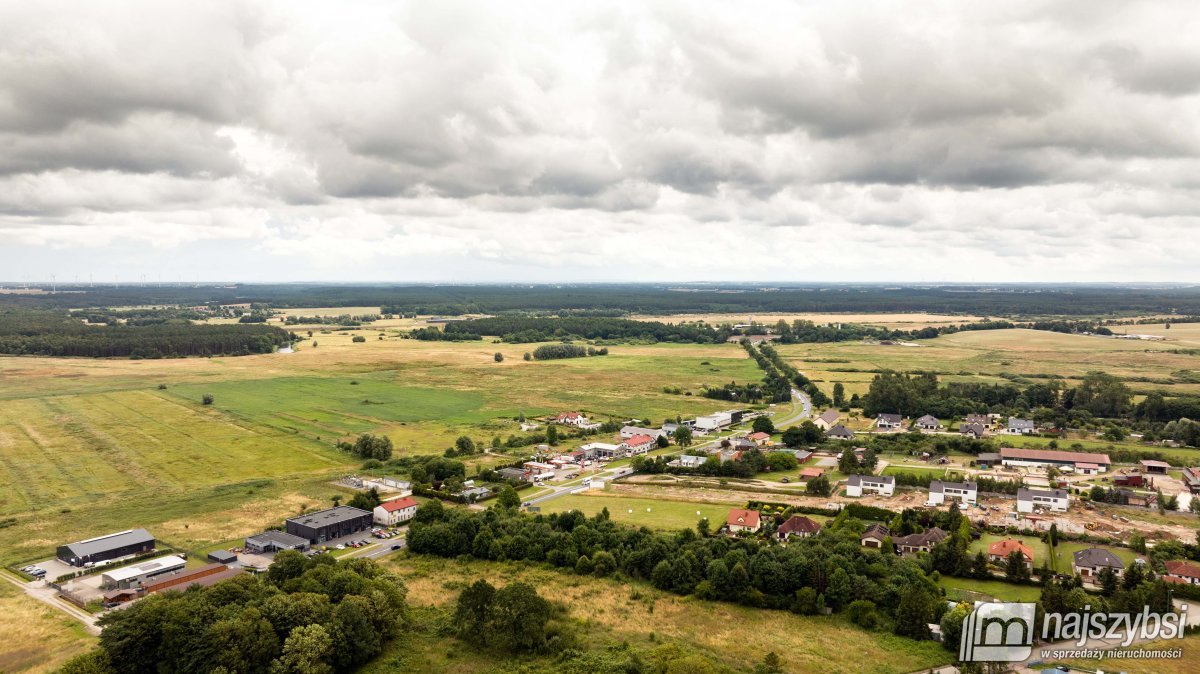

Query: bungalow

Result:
[1006,418,1036,435]
[875,413,904,431]
[846,474,895,497]
[927,480,978,506]
[1140,459,1170,475]
[814,409,840,431]
[621,426,666,440]
[1073,547,1125,581]
[861,523,890,548]
[976,452,1002,469]
[373,496,419,526]
[988,538,1034,569]
[747,431,771,446]
[1183,467,1200,494]
[894,528,948,554]
[621,434,657,455]
[799,467,825,480]
[1017,487,1069,513]
[777,515,821,540]
[1164,560,1200,586]
[826,424,855,440]
[914,414,942,431]
[673,454,707,469]
[960,423,987,439]
[726,509,761,534]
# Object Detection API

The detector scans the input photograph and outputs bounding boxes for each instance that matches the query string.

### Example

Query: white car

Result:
[335,544,345,550]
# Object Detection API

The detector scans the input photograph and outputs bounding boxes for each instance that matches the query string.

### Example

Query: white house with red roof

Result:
[1164,560,1200,585]
[555,412,591,427]
[747,431,771,446]
[726,508,761,534]
[621,434,656,455]
[373,496,419,526]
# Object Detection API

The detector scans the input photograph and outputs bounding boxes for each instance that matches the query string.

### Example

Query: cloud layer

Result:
[2,0,1198,282]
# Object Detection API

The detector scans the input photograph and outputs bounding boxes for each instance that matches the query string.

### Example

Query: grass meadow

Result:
[378,554,955,674]
[0,579,96,673]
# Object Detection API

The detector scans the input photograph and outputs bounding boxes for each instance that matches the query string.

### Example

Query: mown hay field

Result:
[0,580,95,673]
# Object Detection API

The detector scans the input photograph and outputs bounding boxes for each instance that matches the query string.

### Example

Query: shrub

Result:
[201,394,214,405]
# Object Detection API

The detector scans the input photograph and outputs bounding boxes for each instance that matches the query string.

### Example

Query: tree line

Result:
[0,310,290,358]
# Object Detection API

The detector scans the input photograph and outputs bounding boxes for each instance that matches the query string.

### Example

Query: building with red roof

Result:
[1165,560,1200,586]
[988,538,1034,568]
[374,496,419,526]
[726,509,761,534]
[777,515,821,540]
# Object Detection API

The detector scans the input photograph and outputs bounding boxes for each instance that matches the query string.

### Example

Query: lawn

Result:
[938,575,1043,603]
[0,580,96,673]
[1053,540,1142,573]
[968,533,1052,571]
[882,465,951,480]
[539,493,734,532]
[1050,634,1200,673]
[381,554,955,674]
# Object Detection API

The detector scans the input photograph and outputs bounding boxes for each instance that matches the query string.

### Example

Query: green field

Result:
[882,465,951,480]
[938,575,1043,603]
[540,493,736,531]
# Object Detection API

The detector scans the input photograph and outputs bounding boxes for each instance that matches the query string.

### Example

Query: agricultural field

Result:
[630,312,989,329]
[775,325,1200,398]
[379,554,955,674]
[0,580,96,673]
[539,493,732,532]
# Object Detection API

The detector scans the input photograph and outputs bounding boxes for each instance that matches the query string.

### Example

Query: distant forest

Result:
[5,283,1200,317]
[0,311,290,358]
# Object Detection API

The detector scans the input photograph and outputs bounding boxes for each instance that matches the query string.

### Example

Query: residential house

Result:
[1006,418,1036,435]
[621,434,657,455]
[894,528,948,554]
[927,480,978,506]
[861,523,890,548]
[960,423,987,439]
[373,496,419,526]
[964,413,992,429]
[672,454,707,469]
[914,414,942,431]
[826,424,855,440]
[777,515,821,540]
[555,412,590,427]
[976,452,1002,469]
[1140,459,1170,475]
[1164,560,1200,585]
[1072,547,1125,581]
[875,413,904,431]
[747,431,771,446]
[814,409,840,431]
[1017,487,1070,513]
[988,538,1034,569]
[846,474,895,497]
[726,509,761,534]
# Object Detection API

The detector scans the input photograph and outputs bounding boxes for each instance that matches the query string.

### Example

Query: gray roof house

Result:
[914,414,941,430]
[1073,547,1126,578]
[876,413,904,429]
[826,424,855,439]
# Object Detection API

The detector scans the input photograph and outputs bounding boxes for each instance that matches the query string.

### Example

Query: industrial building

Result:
[57,529,156,567]
[100,555,186,589]
[244,530,311,554]
[1000,447,1110,473]
[286,506,373,544]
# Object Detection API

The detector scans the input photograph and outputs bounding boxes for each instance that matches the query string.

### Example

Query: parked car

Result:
[391,544,402,550]
[335,544,345,550]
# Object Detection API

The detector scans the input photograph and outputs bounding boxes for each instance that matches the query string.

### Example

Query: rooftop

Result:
[61,528,154,558]
[1001,447,1111,465]
[246,530,310,547]
[988,538,1033,560]
[102,555,186,582]
[1073,547,1125,569]
[726,508,760,528]
[287,506,372,528]
[379,496,419,512]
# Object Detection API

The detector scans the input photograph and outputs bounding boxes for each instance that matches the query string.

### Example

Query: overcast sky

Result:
[2,1,1198,284]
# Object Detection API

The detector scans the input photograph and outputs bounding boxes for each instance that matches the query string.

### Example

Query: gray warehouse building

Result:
[57,529,156,567]
[244,530,310,554]
[286,506,373,544]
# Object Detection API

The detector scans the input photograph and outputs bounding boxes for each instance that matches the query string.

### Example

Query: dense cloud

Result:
[1,0,1198,282]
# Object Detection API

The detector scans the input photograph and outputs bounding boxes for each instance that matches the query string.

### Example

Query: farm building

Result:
[101,555,186,589]
[1164,560,1200,585]
[826,424,855,440]
[894,527,947,554]
[875,413,904,430]
[927,480,978,506]
[374,496,419,526]
[988,538,1033,568]
[1000,447,1110,473]
[814,409,840,430]
[800,467,825,480]
[57,528,156,567]
[1073,548,1125,581]
[846,474,895,497]
[726,509,761,534]
[244,530,310,554]
[861,523,890,548]
[286,506,373,544]
[777,515,821,540]
[1140,459,1170,475]
[1183,468,1200,494]
[1017,487,1069,513]
[1113,472,1146,488]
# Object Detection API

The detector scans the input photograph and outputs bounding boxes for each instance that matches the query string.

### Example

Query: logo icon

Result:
[959,602,1036,662]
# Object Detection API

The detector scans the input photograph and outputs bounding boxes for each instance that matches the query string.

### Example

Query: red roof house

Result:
[726,509,761,534]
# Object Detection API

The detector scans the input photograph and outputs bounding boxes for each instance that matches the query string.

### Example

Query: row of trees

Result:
[62,553,407,674]
[433,316,734,344]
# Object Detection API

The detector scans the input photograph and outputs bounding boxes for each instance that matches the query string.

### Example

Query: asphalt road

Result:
[773,388,813,427]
